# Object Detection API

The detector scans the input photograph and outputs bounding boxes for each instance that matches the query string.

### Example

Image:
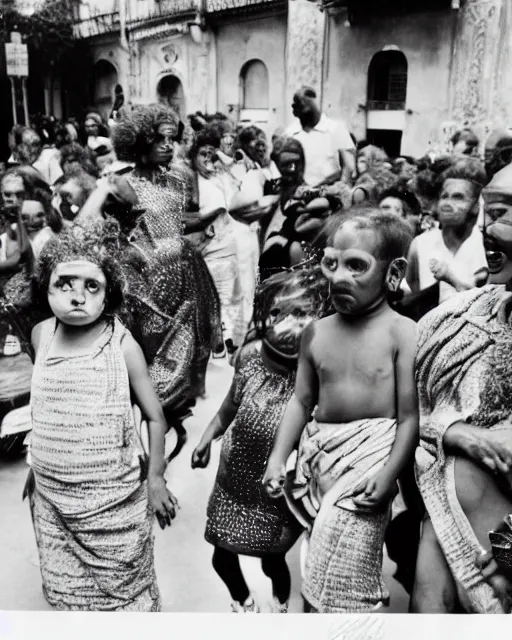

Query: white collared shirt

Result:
[285,114,355,187]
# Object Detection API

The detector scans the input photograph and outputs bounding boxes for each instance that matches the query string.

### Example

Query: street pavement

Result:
[0,357,409,612]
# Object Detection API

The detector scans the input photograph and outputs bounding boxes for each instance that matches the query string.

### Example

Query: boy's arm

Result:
[384,319,419,480]
[405,239,420,293]
[267,323,319,466]
[122,331,178,528]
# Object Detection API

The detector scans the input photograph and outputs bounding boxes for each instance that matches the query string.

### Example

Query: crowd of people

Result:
[1,85,512,614]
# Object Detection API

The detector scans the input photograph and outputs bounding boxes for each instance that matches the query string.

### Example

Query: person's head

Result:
[60,142,98,178]
[451,128,480,156]
[20,186,53,235]
[189,128,221,178]
[393,156,417,180]
[88,137,116,174]
[253,265,330,361]
[112,103,179,169]
[378,186,422,235]
[84,112,103,138]
[356,145,388,177]
[35,221,124,326]
[436,157,487,230]
[275,138,305,186]
[1,166,49,220]
[481,163,512,286]
[321,208,413,316]
[53,123,73,149]
[236,126,269,167]
[54,171,97,222]
[17,128,42,165]
[485,128,512,180]
[291,86,320,123]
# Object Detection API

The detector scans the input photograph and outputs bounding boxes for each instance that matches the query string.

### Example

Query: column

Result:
[285,0,326,125]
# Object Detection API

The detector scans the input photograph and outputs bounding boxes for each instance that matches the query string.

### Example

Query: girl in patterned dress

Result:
[191,266,330,612]
[27,222,178,611]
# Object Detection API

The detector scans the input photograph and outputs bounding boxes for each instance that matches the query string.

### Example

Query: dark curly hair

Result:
[439,156,488,199]
[188,126,222,168]
[252,265,330,342]
[112,103,179,163]
[34,220,125,319]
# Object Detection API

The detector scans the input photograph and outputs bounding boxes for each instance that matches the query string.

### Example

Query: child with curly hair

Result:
[27,222,178,611]
[191,266,330,612]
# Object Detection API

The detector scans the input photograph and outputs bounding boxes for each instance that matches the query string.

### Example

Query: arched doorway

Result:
[239,59,269,129]
[93,60,118,122]
[366,49,408,157]
[157,75,185,119]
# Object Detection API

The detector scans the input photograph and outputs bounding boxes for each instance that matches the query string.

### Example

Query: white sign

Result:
[5,43,29,77]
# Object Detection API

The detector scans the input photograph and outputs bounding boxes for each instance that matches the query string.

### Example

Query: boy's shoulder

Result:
[387,308,417,344]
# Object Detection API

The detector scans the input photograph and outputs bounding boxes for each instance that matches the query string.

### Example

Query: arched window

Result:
[240,60,269,110]
[367,50,408,110]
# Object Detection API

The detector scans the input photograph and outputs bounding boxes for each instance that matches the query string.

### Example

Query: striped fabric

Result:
[29,317,160,611]
[293,417,396,612]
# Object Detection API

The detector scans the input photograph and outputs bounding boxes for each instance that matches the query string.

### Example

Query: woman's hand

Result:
[191,440,212,469]
[262,458,286,498]
[148,474,179,530]
[444,422,512,476]
[352,469,398,509]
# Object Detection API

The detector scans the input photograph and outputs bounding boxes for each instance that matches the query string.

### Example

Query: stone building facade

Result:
[72,0,512,157]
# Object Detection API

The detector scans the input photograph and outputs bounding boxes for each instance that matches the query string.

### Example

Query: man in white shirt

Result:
[285,86,355,187]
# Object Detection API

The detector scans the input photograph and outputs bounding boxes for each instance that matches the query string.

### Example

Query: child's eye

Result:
[321,256,338,272]
[86,281,100,293]
[269,308,280,318]
[56,282,71,292]
[346,258,369,273]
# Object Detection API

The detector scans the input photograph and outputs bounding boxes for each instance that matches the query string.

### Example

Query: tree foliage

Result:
[0,0,76,67]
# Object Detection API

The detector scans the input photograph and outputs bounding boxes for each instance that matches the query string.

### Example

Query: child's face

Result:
[277,151,303,183]
[321,222,387,315]
[21,200,46,234]
[1,175,26,218]
[48,261,107,326]
[437,178,477,228]
[263,285,319,358]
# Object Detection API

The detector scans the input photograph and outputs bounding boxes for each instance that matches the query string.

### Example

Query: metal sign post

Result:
[5,37,29,125]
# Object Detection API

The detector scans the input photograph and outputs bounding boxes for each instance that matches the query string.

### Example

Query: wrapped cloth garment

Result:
[290,417,397,612]
[29,318,160,611]
[124,167,222,406]
[415,284,512,613]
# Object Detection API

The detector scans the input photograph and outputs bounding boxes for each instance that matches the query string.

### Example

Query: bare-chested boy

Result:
[263,208,418,613]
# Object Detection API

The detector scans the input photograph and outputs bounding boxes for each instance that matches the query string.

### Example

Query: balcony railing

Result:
[129,0,200,27]
[367,100,406,111]
[205,0,284,14]
[73,12,120,39]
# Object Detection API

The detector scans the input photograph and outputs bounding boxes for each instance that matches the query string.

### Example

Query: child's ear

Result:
[385,257,407,293]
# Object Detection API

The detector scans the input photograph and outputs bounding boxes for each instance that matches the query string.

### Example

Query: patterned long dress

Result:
[205,342,301,555]
[123,167,222,407]
[29,318,160,611]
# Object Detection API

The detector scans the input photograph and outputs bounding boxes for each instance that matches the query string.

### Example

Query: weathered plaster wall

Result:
[215,15,287,136]
[449,0,512,147]
[323,10,454,157]
[120,30,213,115]
[90,38,130,119]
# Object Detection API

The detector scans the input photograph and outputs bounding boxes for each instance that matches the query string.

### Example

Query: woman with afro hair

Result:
[81,103,223,446]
